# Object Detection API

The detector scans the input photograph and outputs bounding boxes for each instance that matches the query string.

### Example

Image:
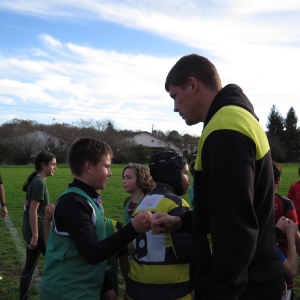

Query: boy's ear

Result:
[275,177,281,185]
[84,161,93,175]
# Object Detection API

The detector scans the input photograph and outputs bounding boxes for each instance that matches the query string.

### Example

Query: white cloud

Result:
[0,1,300,132]
[40,34,62,48]
[0,96,14,104]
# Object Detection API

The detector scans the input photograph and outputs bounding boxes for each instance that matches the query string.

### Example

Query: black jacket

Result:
[181,84,284,299]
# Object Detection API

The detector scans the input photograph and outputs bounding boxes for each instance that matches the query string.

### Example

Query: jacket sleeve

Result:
[202,129,258,300]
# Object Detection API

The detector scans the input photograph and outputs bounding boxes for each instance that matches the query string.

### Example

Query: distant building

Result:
[186,139,199,156]
[127,131,184,155]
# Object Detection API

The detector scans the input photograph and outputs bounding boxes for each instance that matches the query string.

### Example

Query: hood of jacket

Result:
[204,84,259,129]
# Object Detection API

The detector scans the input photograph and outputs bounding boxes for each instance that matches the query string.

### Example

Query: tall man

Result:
[0,173,7,219]
[151,54,284,299]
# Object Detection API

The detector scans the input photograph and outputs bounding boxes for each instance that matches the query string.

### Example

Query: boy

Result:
[40,138,151,300]
[287,167,300,231]
[126,151,192,300]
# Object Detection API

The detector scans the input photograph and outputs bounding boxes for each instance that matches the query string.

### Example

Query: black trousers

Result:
[20,239,46,300]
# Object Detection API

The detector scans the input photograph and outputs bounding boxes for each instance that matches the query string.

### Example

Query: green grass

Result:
[0,163,299,299]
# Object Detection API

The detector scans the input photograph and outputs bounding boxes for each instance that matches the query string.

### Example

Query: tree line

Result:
[267,105,300,162]
[0,118,198,165]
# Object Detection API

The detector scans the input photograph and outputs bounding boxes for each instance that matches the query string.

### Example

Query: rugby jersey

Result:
[126,184,191,300]
[287,181,300,222]
[180,84,284,299]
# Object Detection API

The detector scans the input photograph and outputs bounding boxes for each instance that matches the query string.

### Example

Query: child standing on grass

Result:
[123,163,155,224]
[40,138,151,300]
[126,151,192,300]
[20,151,57,300]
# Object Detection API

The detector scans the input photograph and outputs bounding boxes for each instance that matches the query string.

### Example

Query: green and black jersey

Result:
[181,84,284,299]
[127,184,191,300]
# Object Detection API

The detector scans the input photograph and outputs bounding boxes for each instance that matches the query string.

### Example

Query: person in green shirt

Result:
[20,151,57,300]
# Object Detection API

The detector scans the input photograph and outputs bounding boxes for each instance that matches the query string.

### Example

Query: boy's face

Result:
[90,154,112,190]
[181,164,191,195]
[123,168,138,194]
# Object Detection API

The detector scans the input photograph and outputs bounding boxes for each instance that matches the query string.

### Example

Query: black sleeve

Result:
[80,223,138,265]
[54,193,100,251]
[54,193,139,263]
[179,211,193,234]
[0,173,3,185]
[169,206,191,259]
[102,272,113,293]
[202,129,258,299]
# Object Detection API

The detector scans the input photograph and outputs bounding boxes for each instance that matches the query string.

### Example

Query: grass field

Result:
[0,163,299,299]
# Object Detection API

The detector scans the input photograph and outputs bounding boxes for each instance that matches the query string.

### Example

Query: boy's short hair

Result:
[122,163,155,194]
[165,54,222,92]
[68,138,113,176]
[272,161,282,182]
[189,160,196,178]
[298,166,300,174]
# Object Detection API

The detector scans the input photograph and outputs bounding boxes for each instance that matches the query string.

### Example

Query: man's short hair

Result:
[272,161,282,182]
[68,138,113,176]
[165,54,222,92]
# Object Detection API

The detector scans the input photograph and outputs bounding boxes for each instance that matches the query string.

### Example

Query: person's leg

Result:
[20,240,45,300]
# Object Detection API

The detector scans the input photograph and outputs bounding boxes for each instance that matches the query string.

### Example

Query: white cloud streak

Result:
[0,0,299,132]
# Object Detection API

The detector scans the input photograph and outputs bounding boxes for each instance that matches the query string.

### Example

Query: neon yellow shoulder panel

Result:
[195,105,269,171]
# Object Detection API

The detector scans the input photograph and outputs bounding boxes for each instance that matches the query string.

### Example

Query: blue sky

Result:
[0,0,299,136]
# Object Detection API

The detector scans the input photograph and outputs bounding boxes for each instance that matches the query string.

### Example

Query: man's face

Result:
[168,83,201,126]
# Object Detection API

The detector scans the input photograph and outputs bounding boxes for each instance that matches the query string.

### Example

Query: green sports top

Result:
[40,187,107,300]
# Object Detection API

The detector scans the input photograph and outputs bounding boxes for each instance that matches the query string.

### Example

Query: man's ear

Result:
[188,77,198,94]
[41,162,46,169]
[84,161,93,175]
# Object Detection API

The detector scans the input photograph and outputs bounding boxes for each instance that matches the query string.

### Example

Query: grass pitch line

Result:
[4,215,26,262]
[4,215,42,288]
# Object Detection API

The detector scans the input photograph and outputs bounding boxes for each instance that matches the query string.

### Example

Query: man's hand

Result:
[131,210,151,233]
[276,216,289,232]
[150,212,182,234]
[45,204,55,225]
[0,206,7,219]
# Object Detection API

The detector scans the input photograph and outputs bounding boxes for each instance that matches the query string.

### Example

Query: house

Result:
[127,131,184,156]
[186,139,199,156]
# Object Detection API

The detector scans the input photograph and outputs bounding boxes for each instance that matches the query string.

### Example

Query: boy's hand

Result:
[150,212,182,234]
[131,210,151,233]
[45,204,55,225]
[286,219,298,237]
[276,216,289,232]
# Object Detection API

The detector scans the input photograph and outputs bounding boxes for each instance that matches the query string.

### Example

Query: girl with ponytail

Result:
[20,151,57,300]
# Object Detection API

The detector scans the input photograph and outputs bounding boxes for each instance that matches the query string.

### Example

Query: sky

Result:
[0,0,299,136]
